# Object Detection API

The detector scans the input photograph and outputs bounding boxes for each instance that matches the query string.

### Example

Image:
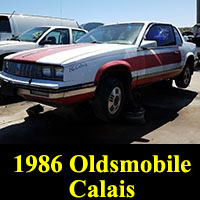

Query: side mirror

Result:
[140,40,157,49]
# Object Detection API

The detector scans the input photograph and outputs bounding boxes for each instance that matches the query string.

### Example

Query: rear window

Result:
[0,16,11,32]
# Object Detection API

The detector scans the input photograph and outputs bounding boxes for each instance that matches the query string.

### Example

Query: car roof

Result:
[103,21,175,27]
[0,13,76,21]
[33,26,86,31]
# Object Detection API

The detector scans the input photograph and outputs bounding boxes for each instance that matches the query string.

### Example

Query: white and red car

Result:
[0,22,197,121]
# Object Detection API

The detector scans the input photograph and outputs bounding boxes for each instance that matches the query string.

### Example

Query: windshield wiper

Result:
[91,40,103,44]
[9,37,21,41]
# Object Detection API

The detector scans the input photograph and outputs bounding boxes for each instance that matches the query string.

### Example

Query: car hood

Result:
[0,41,20,47]
[7,43,135,65]
[0,40,36,52]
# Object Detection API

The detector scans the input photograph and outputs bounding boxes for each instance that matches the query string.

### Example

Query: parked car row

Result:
[0,21,197,122]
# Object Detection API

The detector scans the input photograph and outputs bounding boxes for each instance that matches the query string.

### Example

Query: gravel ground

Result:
[0,72,199,144]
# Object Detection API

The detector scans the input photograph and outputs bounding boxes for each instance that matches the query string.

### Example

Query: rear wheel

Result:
[92,78,125,122]
[175,65,192,88]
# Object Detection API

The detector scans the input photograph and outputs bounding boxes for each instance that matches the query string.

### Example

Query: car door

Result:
[137,24,181,85]
[173,27,185,75]
[159,25,182,80]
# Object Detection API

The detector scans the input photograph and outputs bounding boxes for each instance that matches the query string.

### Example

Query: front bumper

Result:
[0,72,96,105]
[0,72,63,90]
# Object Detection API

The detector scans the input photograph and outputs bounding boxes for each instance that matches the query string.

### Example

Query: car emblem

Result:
[69,63,88,73]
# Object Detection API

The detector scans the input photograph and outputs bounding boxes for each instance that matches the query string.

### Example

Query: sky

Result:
[0,0,197,27]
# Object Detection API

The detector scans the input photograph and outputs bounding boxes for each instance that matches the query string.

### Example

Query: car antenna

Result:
[9,10,16,19]
[9,11,16,39]
[60,0,63,26]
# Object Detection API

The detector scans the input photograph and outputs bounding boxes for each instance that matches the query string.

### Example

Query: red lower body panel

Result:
[21,92,95,107]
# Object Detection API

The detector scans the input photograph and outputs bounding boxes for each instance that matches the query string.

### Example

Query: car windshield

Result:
[13,27,50,42]
[77,23,144,45]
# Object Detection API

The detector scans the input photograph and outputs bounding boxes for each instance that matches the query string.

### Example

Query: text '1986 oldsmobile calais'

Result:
[0,22,197,121]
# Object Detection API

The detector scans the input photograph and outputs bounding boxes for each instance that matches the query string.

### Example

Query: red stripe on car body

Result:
[134,70,181,86]
[52,92,95,105]
[11,43,95,62]
[96,51,181,82]
[125,51,181,70]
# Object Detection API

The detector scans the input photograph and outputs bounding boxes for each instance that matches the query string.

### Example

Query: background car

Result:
[0,26,87,70]
[0,12,79,41]
[81,22,104,32]
[182,31,194,42]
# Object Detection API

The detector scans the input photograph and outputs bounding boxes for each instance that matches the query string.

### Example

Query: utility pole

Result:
[197,0,200,23]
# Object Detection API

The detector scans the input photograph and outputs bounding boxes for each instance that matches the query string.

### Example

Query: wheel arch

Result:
[184,53,195,72]
[95,61,133,90]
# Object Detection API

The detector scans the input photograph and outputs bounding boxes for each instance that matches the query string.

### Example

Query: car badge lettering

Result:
[69,63,87,73]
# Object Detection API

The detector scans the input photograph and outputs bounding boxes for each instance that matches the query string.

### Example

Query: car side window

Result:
[43,29,70,44]
[173,27,183,46]
[72,30,86,42]
[0,17,11,32]
[146,24,176,47]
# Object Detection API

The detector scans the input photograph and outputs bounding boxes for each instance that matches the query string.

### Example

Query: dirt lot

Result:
[0,72,200,144]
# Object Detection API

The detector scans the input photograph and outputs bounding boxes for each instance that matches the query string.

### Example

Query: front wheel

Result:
[92,78,125,122]
[175,66,192,88]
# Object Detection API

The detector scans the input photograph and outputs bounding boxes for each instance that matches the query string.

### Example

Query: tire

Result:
[92,78,125,122]
[175,65,192,88]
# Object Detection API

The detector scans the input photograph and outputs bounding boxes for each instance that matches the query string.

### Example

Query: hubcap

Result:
[108,87,122,115]
[183,68,191,85]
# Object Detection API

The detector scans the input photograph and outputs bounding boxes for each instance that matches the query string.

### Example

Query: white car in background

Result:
[0,26,87,70]
[0,22,197,121]
[0,13,80,41]
[182,31,194,42]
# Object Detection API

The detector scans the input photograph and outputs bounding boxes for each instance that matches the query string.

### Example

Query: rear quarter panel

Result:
[182,42,196,66]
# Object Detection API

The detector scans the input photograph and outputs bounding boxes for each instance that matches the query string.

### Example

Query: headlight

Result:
[42,66,64,81]
[55,67,64,80]
[42,67,52,78]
